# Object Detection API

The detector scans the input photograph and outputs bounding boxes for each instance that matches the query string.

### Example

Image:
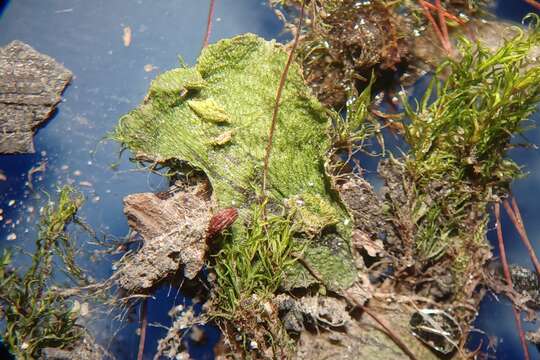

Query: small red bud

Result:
[206,208,238,240]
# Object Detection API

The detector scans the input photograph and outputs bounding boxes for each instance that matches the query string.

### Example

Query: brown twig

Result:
[503,197,540,276]
[261,0,306,198]
[294,255,419,360]
[137,298,149,360]
[525,0,540,10]
[495,202,531,360]
[202,0,216,49]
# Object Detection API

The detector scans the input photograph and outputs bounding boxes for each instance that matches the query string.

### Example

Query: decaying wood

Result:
[0,41,72,154]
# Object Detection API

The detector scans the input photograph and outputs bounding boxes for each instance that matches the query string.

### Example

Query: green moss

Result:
[401,15,540,270]
[188,98,230,124]
[284,240,358,292]
[114,34,357,300]
[0,187,85,359]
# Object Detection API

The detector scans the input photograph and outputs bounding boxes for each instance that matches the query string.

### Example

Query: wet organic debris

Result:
[0,187,102,359]
[113,34,358,295]
[509,265,540,310]
[293,302,443,360]
[0,41,72,154]
[273,0,411,108]
[370,14,540,354]
[113,33,368,355]
[40,333,106,360]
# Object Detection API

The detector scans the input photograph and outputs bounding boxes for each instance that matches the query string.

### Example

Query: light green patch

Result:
[208,130,234,146]
[114,34,357,295]
[286,193,340,237]
[188,98,230,124]
[283,240,358,292]
[149,67,206,100]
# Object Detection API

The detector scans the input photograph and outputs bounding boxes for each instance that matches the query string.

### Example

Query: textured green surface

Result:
[114,34,357,289]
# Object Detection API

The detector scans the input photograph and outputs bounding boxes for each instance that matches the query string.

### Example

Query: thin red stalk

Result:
[503,198,540,276]
[137,298,149,360]
[295,255,418,360]
[419,1,448,53]
[495,203,531,360]
[361,305,419,360]
[202,0,216,49]
[261,1,305,196]
[525,0,540,10]
[435,0,452,53]
[420,1,465,25]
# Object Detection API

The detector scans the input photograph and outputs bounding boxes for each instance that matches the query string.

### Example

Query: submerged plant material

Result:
[114,34,358,293]
[110,7,540,359]
[274,0,411,108]
[0,187,85,358]
[117,185,212,292]
[399,15,540,267]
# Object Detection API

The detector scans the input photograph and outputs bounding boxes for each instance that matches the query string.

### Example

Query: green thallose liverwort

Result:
[113,34,358,303]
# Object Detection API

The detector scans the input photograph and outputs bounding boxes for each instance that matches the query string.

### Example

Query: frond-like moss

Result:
[402,15,540,269]
[0,186,84,359]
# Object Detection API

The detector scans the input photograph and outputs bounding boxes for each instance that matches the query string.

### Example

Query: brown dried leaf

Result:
[352,229,384,258]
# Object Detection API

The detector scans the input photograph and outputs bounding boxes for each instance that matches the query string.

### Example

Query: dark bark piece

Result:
[0,40,72,154]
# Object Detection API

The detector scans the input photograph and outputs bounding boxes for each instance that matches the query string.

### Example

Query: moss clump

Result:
[0,187,85,359]
[213,203,303,316]
[400,15,540,280]
[114,34,357,307]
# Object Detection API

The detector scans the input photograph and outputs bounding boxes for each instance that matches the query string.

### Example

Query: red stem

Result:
[503,198,540,276]
[261,1,305,196]
[495,203,530,360]
[525,0,540,10]
[420,1,465,25]
[202,0,216,49]
[419,1,448,53]
[137,298,149,360]
[435,0,452,53]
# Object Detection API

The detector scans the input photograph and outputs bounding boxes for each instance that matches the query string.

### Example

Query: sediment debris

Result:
[40,334,106,360]
[510,265,540,310]
[0,41,72,154]
[278,0,411,108]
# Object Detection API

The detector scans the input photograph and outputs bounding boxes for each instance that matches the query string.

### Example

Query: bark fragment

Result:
[117,185,212,293]
[0,41,72,154]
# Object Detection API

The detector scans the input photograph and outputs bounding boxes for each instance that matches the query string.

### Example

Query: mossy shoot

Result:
[0,187,85,359]
[402,15,540,278]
